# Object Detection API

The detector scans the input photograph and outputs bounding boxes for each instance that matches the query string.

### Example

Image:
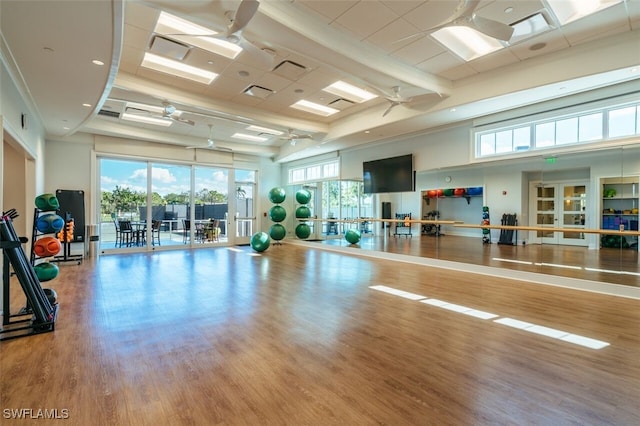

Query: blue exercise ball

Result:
[250,232,271,252]
[268,187,286,204]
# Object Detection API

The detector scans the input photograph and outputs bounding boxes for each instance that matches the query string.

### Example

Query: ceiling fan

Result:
[279,129,313,146]
[395,0,514,44]
[429,0,514,41]
[124,101,195,126]
[380,86,413,117]
[186,124,232,151]
[168,0,275,66]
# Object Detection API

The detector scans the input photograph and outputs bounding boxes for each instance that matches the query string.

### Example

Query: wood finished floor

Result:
[1,244,639,425]
[319,233,640,287]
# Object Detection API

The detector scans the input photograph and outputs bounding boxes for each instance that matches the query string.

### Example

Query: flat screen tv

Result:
[363,154,414,194]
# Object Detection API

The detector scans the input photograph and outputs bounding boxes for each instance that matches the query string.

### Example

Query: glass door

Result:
[530,181,588,246]
[233,169,256,245]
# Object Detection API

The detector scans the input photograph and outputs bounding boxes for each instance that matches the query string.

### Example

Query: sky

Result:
[100,159,255,197]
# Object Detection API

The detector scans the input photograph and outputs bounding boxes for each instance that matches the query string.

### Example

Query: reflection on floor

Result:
[313,234,640,288]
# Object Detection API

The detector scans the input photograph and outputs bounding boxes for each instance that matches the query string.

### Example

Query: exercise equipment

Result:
[36,213,65,234]
[295,206,311,218]
[34,262,59,282]
[34,193,60,211]
[345,229,361,245]
[1,209,58,341]
[498,213,517,245]
[295,189,312,204]
[482,206,491,244]
[295,223,311,239]
[269,205,287,222]
[33,236,62,257]
[268,187,286,204]
[250,231,270,252]
[394,213,412,237]
[269,224,286,241]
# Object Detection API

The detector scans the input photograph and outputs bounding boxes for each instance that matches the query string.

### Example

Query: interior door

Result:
[530,181,588,246]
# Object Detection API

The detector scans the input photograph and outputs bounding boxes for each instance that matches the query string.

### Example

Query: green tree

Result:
[165,192,189,205]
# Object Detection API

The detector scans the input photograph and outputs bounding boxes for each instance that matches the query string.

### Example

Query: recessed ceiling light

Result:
[432,27,504,61]
[141,52,218,84]
[92,59,104,66]
[323,81,378,103]
[450,108,456,112]
[504,7,514,13]
[82,103,91,107]
[155,11,242,59]
[290,100,339,117]
[63,126,70,130]
[546,0,622,25]
[43,47,54,53]
[238,70,250,77]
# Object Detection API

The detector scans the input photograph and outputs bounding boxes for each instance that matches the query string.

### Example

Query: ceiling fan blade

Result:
[382,102,399,117]
[469,14,514,41]
[237,36,275,67]
[227,0,259,35]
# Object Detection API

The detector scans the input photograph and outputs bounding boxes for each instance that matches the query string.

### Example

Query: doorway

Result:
[529,180,588,246]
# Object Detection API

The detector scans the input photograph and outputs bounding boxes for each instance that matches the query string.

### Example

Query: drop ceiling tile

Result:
[205,75,251,100]
[508,32,570,61]
[221,61,267,83]
[334,1,399,39]
[124,1,158,32]
[436,62,478,81]
[562,7,631,45]
[364,18,422,53]
[119,45,145,74]
[123,23,152,49]
[297,0,358,22]
[402,1,459,31]
[468,49,520,74]
[391,35,444,65]
[380,0,424,16]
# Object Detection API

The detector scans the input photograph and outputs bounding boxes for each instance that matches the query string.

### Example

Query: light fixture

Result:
[82,103,91,107]
[510,13,553,44]
[154,11,242,59]
[141,52,218,84]
[231,133,268,142]
[92,59,104,66]
[431,27,504,61]
[246,125,284,136]
[323,81,378,103]
[290,100,339,117]
[545,0,623,25]
[121,112,172,127]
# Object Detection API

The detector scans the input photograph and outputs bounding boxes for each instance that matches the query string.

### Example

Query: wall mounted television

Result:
[363,154,414,194]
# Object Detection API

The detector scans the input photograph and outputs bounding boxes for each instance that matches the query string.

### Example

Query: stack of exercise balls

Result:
[267,187,287,247]
[33,193,64,286]
[294,189,311,239]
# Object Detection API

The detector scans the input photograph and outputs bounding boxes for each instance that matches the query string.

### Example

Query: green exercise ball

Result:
[35,193,60,211]
[269,224,286,241]
[295,223,311,239]
[269,205,287,222]
[345,229,361,245]
[295,189,312,204]
[34,262,59,282]
[250,232,271,252]
[295,205,311,218]
[268,187,286,204]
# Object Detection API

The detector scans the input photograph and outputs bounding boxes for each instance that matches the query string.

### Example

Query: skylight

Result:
[290,100,339,117]
[141,52,218,84]
[323,81,378,103]
[431,27,504,61]
[154,11,242,60]
[545,0,623,25]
